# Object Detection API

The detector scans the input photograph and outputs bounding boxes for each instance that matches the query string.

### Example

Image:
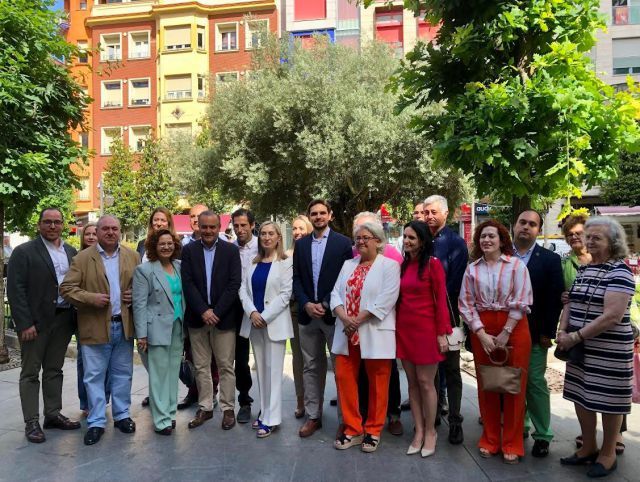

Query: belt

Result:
[111,315,123,322]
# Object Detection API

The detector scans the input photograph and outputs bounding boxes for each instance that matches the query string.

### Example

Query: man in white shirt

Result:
[7,208,80,443]
[232,208,258,423]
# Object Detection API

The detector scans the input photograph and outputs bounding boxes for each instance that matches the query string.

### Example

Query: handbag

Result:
[429,258,466,351]
[179,355,196,388]
[633,341,640,404]
[477,346,522,395]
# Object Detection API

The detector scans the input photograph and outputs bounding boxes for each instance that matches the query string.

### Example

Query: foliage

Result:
[180,36,470,233]
[369,0,640,219]
[103,137,138,232]
[602,152,640,207]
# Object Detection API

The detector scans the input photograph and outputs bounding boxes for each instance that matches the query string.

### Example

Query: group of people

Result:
[6,194,637,478]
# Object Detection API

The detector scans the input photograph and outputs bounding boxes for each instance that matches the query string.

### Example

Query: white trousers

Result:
[249,328,286,427]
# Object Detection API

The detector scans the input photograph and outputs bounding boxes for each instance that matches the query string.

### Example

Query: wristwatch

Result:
[503,325,513,334]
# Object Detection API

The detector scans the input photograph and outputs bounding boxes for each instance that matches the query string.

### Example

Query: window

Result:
[129,126,151,152]
[77,177,91,201]
[197,25,206,50]
[165,75,192,100]
[129,78,150,106]
[101,127,122,155]
[101,80,122,108]
[613,37,640,74]
[79,1,87,10]
[216,23,238,51]
[216,72,239,83]
[197,74,207,99]
[165,123,192,138]
[246,19,268,49]
[100,33,122,61]
[294,0,326,21]
[164,25,191,51]
[129,31,150,59]
[79,132,89,149]
[375,10,404,57]
[77,40,88,63]
[612,0,640,25]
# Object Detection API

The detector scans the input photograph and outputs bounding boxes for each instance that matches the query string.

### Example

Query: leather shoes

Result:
[560,452,599,466]
[387,417,404,436]
[177,395,196,410]
[237,405,251,424]
[172,420,176,429]
[532,439,550,458]
[154,427,172,436]
[222,409,236,430]
[43,413,81,430]
[400,398,411,411]
[188,409,213,429]
[299,418,322,438]
[113,417,136,433]
[448,423,464,445]
[25,421,45,443]
[84,427,105,446]
[587,460,617,478]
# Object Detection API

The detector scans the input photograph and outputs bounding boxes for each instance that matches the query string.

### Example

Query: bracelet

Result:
[569,331,581,343]
[577,329,585,341]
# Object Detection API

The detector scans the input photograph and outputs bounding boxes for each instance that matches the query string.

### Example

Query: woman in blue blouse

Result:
[133,229,185,435]
[239,221,293,438]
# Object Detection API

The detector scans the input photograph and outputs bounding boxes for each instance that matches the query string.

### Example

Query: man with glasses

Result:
[7,208,80,443]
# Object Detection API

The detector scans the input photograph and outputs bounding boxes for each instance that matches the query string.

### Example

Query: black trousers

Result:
[435,349,463,424]
[358,358,401,421]
[234,330,253,406]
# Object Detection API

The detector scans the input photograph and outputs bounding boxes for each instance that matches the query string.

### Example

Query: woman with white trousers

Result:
[239,221,293,438]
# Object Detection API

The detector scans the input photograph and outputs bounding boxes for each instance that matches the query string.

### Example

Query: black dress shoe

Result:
[84,427,105,446]
[43,414,81,430]
[114,417,136,433]
[141,396,150,407]
[25,421,46,443]
[172,420,176,429]
[154,427,172,436]
[560,452,599,466]
[587,460,617,478]
[329,398,338,407]
[177,395,196,410]
[532,439,550,458]
[448,423,464,445]
[237,405,251,424]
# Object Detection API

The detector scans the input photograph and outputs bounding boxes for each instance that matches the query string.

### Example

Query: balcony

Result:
[100,51,122,62]
[130,49,150,59]
[612,6,640,25]
[131,98,151,106]
[165,90,192,100]
[165,43,191,52]
[102,100,122,108]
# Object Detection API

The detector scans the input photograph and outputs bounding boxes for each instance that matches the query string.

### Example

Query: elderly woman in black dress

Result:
[557,216,636,478]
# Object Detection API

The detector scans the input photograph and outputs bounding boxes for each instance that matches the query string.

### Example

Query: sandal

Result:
[256,423,277,438]
[334,433,364,450]
[503,453,520,465]
[479,448,493,458]
[251,418,262,430]
[575,434,583,449]
[361,433,380,453]
[616,441,625,456]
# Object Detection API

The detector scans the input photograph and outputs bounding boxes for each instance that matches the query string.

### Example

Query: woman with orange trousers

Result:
[459,220,533,464]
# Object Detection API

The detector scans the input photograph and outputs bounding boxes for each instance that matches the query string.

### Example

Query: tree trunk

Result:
[511,195,532,228]
[0,202,9,364]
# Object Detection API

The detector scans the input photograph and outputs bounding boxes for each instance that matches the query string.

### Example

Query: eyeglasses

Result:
[355,236,376,243]
[41,220,63,226]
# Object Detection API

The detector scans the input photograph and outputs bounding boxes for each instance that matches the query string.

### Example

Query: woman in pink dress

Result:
[396,221,451,458]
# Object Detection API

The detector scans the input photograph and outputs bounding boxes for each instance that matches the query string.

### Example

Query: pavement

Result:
[0,353,638,482]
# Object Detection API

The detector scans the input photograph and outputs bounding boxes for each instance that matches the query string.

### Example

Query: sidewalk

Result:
[0,354,637,482]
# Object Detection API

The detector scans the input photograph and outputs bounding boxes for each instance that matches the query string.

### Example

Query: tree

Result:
[0,0,88,363]
[178,37,470,233]
[371,0,640,220]
[602,152,640,206]
[102,138,138,234]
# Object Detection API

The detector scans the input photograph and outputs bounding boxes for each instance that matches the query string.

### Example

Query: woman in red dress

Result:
[396,221,451,457]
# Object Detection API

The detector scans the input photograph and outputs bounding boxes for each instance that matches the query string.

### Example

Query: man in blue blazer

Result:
[293,199,353,438]
[181,211,242,431]
[513,210,564,459]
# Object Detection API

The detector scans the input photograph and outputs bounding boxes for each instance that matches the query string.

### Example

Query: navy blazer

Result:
[525,243,564,342]
[292,229,353,326]
[181,238,242,331]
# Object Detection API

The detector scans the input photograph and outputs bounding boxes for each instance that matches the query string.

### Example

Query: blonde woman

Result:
[239,222,293,437]
[286,215,313,418]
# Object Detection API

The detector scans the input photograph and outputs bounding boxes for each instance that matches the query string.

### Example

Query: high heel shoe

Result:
[421,433,437,458]
[407,442,422,455]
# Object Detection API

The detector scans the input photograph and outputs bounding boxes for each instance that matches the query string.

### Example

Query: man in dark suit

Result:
[7,207,81,443]
[513,210,564,458]
[293,199,353,438]
[181,210,242,431]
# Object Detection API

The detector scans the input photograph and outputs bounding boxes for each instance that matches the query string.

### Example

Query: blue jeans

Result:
[82,321,133,428]
[77,342,111,411]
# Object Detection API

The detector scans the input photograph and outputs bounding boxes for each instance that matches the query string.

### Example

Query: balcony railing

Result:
[165,43,191,51]
[100,51,122,62]
[131,98,150,106]
[102,100,122,108]
[130,49,150,58]
[612,6,640,25]
[165,90,192,100]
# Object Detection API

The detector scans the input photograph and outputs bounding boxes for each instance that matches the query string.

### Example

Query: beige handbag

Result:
[477,347,522,395]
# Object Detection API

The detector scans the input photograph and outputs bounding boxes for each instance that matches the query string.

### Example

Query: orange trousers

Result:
[471,311,531,456]
[335,342,391,437]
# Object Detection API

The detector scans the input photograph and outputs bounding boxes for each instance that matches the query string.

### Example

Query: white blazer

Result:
[239,257,294,342]
[330,255,400,359]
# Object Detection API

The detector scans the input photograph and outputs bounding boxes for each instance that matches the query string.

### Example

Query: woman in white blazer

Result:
[239,221,293,438]
[330,221,401,453]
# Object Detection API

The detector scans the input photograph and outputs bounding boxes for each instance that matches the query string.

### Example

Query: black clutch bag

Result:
[554,326,584,363]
